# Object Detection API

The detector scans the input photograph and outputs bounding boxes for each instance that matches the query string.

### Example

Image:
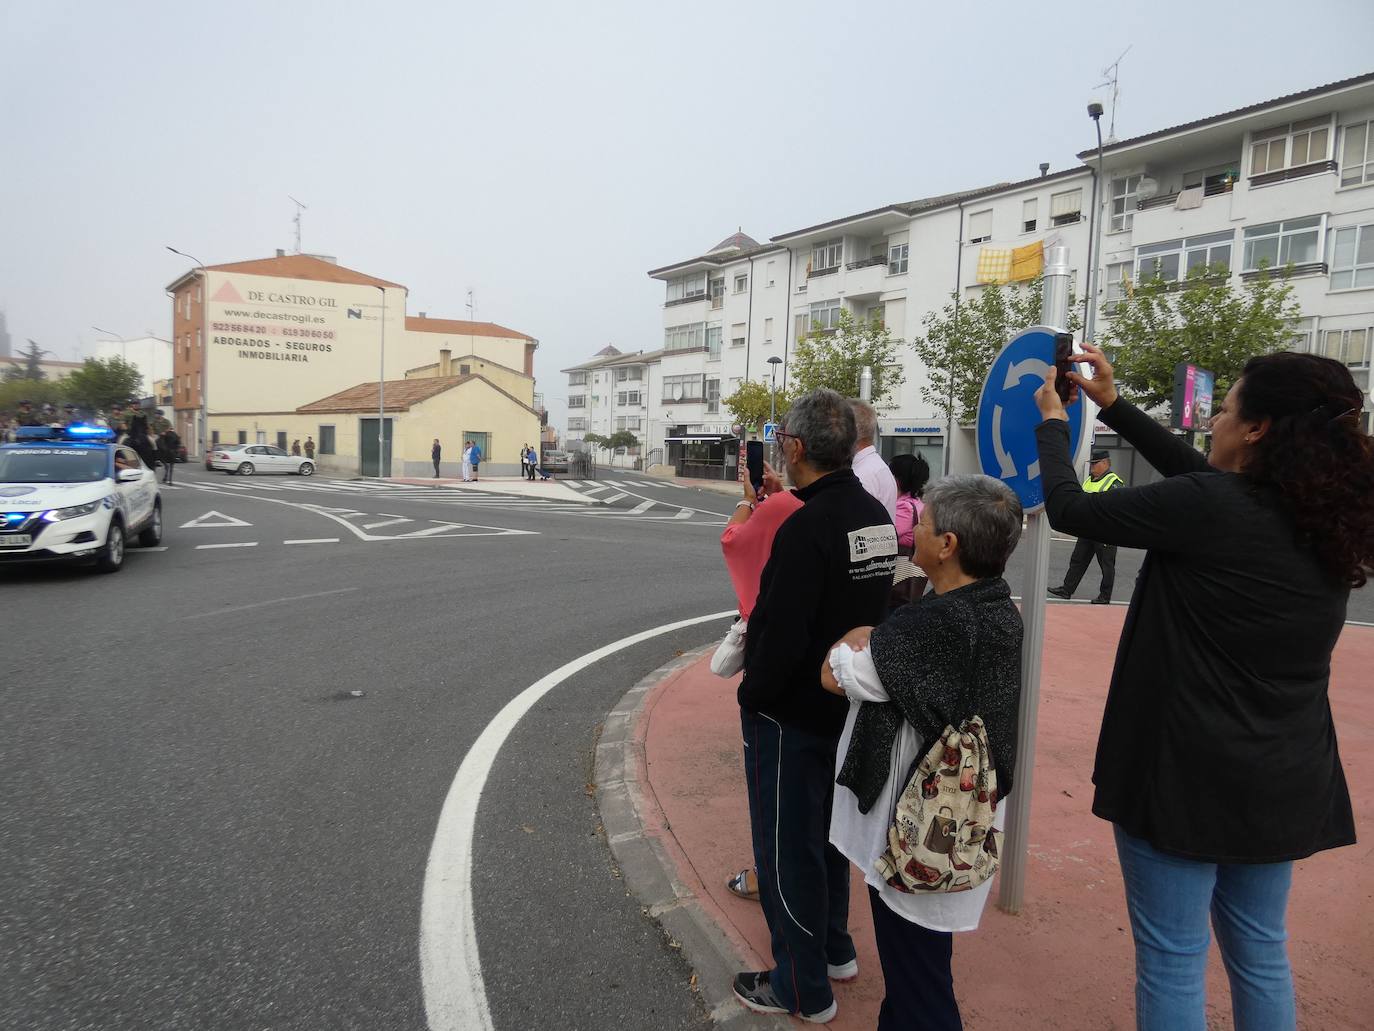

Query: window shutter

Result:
[1051,189,1082,219]
[968,210,992,240]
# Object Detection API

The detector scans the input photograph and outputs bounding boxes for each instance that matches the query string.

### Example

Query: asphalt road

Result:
[4,467,1370,1031]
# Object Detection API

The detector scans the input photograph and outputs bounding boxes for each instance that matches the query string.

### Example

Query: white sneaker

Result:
[826,958,858,982]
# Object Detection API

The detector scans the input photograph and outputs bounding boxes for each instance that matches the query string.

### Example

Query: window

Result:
[1110,175,1142,233]
[1250,117,1330,176]
[617,390,642,405]
[1242,217,1322,272]
[864,303,885,328]
[709,276,725,307]
[459,363,471,375]
[766,260,776,287]
[811,239,843,273]
[1330,224,1374,290]
[195,328,202,350]
[1104,261,1133,308]
[706,326,722,359]
[665,272,707,302]
[1137,232,1233,283]
[662,374,704,402]
[211,430,220,446]
[568,417,587,432]
[237,430,248,444]
[614,366,642,382]
[968,210,992,243]
[276,432,287,450]
[1340,121,1374,188]
[731,336,745,349]
[731,322,746,348]
[664,322,705,352]
[1322,327,1370,365]
[1288,317,1317,354]
[808,298,842,331]
[888,242,909,274]
[568,394,586,408]
[1022,198,1038,233]
[705,377,720,414]
[568,371,587,386]
[1050,189,1082,227]
[733,273,748,293]
[615,416,642,432]
[763,317,773,342]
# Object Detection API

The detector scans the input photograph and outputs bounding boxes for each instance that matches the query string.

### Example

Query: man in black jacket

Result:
[732,388,896,1024]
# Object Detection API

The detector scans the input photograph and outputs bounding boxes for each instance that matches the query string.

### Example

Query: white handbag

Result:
[710,618,747,677]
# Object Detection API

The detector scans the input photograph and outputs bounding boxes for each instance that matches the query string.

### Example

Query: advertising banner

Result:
[1172,363,1215,431]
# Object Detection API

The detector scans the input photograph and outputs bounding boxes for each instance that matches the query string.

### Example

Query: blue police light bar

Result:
[12,424,115,442]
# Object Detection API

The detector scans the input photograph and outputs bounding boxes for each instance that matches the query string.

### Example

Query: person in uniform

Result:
[61,403,79,426]
[1048,448,1125,604]
[15,400,42,426]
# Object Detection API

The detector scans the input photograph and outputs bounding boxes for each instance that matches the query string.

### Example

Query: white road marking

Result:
[181,587,358,620]
[181,510,252,528]
[627,500,655,515]
[195,542,258,550]
[362,517,413,530]
[601,492,627,503]
[602,480,630,487]
[284,537,340,545]
[402,522,469,537]
[579,485,609,495]
[419,609,735,1031]
[130,546,169,552]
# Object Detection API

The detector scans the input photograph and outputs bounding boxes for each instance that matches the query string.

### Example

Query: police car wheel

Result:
[298,462,314,477]
[237,462,254,476]
[138,501,163,547]
[96,518,125,573]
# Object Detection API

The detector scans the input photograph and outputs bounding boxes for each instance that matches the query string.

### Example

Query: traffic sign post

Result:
[761,422,777,443]
[973,245,1084,914]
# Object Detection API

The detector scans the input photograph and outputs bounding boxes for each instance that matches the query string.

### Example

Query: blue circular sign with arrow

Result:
[975,326,1085,513]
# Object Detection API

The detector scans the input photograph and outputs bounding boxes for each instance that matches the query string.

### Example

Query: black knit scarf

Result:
[836,577,1024,813]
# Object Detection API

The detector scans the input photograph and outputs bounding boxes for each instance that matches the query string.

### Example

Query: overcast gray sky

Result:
[3,0,1371,426]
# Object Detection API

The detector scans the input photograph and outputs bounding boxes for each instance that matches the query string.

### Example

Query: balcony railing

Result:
[1138,178,1235,210]
[808,265,840,279]
[845,255,887,271]
[665,293,707,307]
[1248,159,1337,188]
[1240,261,1328,282]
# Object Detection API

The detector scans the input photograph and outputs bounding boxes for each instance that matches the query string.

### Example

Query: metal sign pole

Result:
[997,245,1072,914]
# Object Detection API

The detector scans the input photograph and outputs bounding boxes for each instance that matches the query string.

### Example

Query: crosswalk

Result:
[175,477,722,523]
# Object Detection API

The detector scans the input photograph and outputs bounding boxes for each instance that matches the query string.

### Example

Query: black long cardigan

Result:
[1036,400,1355,863]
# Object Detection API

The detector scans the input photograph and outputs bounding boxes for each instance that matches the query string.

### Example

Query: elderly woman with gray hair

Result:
[821,474,1025,1031]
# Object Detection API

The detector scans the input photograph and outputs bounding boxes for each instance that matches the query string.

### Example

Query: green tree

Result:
[582,430,640,452]
[60,356,144,411]
[911,276,1081,425]
[722,378,791,432]
[2,339,48,382]
[791,309,904,404]
[1101,264,1301,410]
[0,377,65,413]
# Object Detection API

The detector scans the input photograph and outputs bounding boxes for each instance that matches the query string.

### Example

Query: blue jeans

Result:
[1114,826,1296,1031]
[740,709,854,1015]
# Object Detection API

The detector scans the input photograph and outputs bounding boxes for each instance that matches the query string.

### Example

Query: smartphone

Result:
[1053,332,1075,404]
[746,440,765,493]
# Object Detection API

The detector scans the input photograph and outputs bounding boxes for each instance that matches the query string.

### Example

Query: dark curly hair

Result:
[1238,352,1374,587]
[889,452,931,498]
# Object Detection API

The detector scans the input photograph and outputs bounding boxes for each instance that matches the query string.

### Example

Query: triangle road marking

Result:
[180,510,252,529]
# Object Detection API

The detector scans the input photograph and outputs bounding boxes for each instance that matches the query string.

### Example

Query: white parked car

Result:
[209,444,316,477]
[0,426,162,573]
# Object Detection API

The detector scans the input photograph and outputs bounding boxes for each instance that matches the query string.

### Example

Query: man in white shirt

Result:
[849,400,897,521]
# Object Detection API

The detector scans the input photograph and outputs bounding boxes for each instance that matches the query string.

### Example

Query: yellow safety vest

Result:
[1082,471,1123,493]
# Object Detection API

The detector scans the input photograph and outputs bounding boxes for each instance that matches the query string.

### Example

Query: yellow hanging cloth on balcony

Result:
[1011,240,1044,282]
[976,247,1012,284]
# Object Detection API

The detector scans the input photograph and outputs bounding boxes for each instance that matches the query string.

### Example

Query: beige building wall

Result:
[404,354,534,403]
[397,380,540,475]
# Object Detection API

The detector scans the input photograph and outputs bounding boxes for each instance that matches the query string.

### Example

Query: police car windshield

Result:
[0,448,108,483]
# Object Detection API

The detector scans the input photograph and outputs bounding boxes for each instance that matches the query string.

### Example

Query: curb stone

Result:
[595,647,790,1030]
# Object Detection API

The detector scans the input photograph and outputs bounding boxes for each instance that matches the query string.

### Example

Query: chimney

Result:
[439,348,452,377]
[1038,162,1050,177]
[419,311,427,319]
[276,248,285,257]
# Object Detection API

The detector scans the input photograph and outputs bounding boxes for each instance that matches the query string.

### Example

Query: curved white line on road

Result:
[419,609,735,1031]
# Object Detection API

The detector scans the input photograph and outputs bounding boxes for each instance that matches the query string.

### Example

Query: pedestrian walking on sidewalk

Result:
[432,438,442,478]
[823,474,1024,1031]
[730,388,895,1025]
[1034,344,1374,1031]
[469,441,482,481]
[1047,449,1124,604]
[460,441,473,481]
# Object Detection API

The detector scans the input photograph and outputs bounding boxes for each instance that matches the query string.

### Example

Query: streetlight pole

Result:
[374,285,387,477]
[766,355,782,467]
[92,326,127,363]
[166,247,207,458]
[1084,103,1107,343]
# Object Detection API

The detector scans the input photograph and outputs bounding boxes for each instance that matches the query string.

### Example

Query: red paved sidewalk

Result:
[635,606,1374,1028]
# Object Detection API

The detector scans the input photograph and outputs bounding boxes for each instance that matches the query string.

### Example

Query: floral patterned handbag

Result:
[875,715,1001,894]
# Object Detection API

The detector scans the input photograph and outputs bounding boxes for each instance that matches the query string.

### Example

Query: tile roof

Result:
[561,348,664,373]
[708,231,762,253]
[201,254,404,289]
[296,374,538,416]
[1077,70,1374,158]
[404,315,533,341]
[404,353,531,379]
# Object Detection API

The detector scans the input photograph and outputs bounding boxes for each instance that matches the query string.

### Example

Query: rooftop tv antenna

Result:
[1094,45,1131,143]
[466,288,475,322]
[289,195,308,254]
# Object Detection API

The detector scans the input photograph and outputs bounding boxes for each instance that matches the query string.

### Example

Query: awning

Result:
[665,434,737,444]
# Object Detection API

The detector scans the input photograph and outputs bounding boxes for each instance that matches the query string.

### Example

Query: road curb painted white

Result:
[418,610,735,1031]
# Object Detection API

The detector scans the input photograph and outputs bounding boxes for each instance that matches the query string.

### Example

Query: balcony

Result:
[808,265,840,280]
[1137,177,1235,211]
[1249,159,1337,189]
[665,293,708,308]
[1240,261,1328,282]
[845,255,887,271]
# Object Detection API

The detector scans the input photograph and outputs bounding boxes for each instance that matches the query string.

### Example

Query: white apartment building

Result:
[561,345,660,464]
[594,71,1374,481]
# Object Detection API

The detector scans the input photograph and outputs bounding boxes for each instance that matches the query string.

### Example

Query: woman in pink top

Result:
[720,463,803,618]
[890,452,931,554]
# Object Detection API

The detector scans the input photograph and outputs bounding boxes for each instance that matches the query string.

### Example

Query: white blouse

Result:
[828,642,1005,933]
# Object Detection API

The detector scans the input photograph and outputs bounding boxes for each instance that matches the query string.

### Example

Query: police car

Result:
[0,425,162,573]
